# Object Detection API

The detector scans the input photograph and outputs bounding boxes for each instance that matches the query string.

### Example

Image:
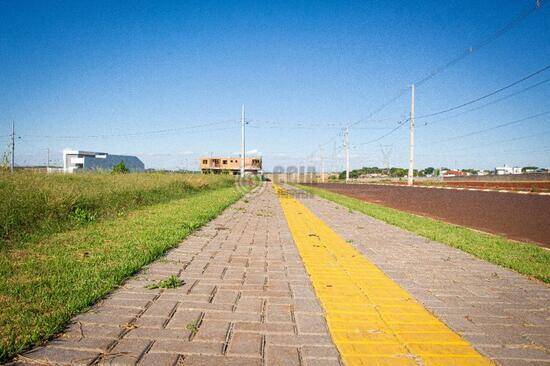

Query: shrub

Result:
[112,161,129,174]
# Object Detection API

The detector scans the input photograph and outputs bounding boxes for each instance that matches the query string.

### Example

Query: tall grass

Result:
[0,171,233,245]
[0,185,246,361]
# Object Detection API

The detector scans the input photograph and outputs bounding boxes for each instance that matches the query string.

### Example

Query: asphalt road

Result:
[309,183,550,248]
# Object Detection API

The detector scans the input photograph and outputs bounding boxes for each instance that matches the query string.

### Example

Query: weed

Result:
[146,275,183,289]
[70,207,96,224]
[186,321,200,335]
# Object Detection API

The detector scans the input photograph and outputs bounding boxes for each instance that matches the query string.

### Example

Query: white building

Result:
[63,149,145,173]
[495,165,522,175]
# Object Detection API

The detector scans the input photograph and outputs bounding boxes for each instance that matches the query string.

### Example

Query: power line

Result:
[415,64,550,120]
[417,77,550,127]
[428,111,550,145]
[355,119,408,147]
[438,130,550,152]
[20,120,236,139]
[414,0,543,87]
[347,1,544,130]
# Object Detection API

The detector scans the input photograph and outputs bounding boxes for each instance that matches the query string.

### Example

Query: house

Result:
[63,149,144,173]
[199,157,262,175]
[495,165,522,175]
[441,169,466,177]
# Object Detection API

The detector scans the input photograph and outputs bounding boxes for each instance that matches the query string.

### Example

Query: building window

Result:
[223,160,227,164]
[202,160,207,164]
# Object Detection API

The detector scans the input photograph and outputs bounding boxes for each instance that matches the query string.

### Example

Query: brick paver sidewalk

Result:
[287,185,550,366]
[15,186,340,366]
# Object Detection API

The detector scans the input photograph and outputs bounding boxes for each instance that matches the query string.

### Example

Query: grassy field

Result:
[297,184,550,283]
[0,171,233,245]
[0,172,248,361]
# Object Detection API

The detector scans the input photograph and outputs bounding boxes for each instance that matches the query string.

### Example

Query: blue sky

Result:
[0,0,549,171]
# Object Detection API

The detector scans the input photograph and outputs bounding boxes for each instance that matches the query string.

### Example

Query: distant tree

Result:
[112,161,129,174]
[423,167,435,175]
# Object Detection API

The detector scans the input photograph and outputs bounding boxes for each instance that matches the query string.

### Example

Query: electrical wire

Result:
[355,119,409,147]
[415,64,550,120]
[417,77,550,127]
[414,1,543,87]
[20,120,236,139]
[427,110,550,145]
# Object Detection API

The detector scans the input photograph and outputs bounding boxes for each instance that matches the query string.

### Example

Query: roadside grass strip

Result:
[275,185,492,366]
[0,186,246,362]
[297,184,550,283]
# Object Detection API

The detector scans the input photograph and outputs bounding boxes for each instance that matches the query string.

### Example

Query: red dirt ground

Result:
[442,181,550,192]
[309,183,550,248]
[389,180,550,192]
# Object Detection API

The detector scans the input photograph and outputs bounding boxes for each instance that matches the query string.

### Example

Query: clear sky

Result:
[1,0,549,171]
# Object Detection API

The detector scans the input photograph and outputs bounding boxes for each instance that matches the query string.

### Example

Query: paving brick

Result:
[302,358,342,366]
[134,316,168,329]
[235,298,263,313]
[181,355,262,366]
[138,353,180,366]
[149,340,223,355]
[266,334,334,346]
[164,309,202,329]
[212,289,240,304]
[227,332,263,357]
[204,311,261,323]
[99,339,151,365]
[266,304,293,323]
[194,320,230,342]
[234,322,295,334]
[265,345,300,366]
[20,347,99,365]
[125,327,191,340]
[141,301,177,318]
[295,313,328,334]
[301,345,340,359]
[47,337,114,352]
[62,323,124,340]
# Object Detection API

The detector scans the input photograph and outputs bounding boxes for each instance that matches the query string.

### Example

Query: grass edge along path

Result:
[0,185,248,362]
[296,184,550,283]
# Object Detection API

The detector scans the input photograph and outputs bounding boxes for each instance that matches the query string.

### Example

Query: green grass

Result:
[0,185,247,361]
[297,184,550,283]
[0,171,234,245]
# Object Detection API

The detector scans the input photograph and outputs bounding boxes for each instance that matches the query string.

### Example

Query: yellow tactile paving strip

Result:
[274,185,493,366]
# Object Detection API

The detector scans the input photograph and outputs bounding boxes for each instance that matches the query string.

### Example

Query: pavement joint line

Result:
[274,184,494,366]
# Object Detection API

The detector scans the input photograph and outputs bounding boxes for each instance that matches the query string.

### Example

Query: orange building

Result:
[199,157,262,175]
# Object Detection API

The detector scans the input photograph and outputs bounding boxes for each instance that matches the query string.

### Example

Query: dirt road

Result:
[308,183,550,248]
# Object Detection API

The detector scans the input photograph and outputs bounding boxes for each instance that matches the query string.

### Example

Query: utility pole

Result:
[240,104,245,177]
[344,127,350,183]
[10,121,15,173]
[47,148,50,171]
[407,84,415,186]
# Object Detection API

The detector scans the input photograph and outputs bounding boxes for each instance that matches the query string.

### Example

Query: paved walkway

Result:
[16,186,339,366]
[286,185,549,366]
[276,185,492,366]
[13,184,550,366]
